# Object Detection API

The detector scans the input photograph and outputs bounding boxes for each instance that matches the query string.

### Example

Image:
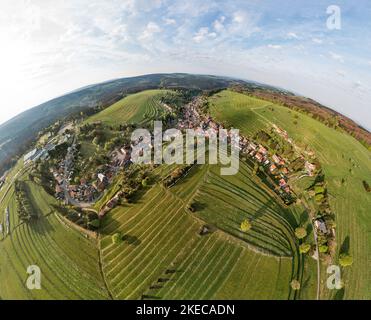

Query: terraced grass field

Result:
[0,177,109,300]
[99,181,298,300]
[209,90,371,299]
[86,89,174,126]
[98,153,315,299]
[191,164,299,257]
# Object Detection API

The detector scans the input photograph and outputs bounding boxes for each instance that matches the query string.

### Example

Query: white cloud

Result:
[287,32,298,39]
[193,27,216,43]
[336,70,346,77]
[353,80,362,88]
[163,18,176,25]
[312,38,323,44]
[329,51,344,63]
[233,11,245,24]
[268,44,282,49]
[213,16,225,32]
[139,22,161,40]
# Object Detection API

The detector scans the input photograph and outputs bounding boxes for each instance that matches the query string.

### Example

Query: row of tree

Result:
[14,181,37,222]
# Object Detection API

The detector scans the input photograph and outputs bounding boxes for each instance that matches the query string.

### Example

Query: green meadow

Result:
[0,87,368,300]
[0,176,109,299]
[209,90,371,299]
[86,89,174,126]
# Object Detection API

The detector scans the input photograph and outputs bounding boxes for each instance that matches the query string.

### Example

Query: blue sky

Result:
[0,0,370,129]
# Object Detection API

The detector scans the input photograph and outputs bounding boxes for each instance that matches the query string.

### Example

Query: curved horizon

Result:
[0,1,370,130]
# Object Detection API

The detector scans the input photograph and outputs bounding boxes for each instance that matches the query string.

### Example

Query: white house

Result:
[314,219,328,234]
[24,149,38,163]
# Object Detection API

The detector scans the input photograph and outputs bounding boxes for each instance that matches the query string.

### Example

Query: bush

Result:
[187,203,196,213]
[142,178,148,187]
[315,194,325,203]
[295,227,307,239]
[362,180,370,192]
[299,243,311,254]
[290,280,301,290]
[339,253,353,267]
[112,233,123,244]
[89,219,100,229]
[314,186,325,194]
[240,219,252,233]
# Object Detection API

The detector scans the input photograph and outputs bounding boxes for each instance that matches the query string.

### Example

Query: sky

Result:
[0,0,370,129]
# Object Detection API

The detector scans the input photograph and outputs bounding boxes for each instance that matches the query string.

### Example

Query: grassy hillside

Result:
[2,84,366,300]
[96,122,309,300]
[187,163,300,257]
[99,181,298,300]
[0,176,109,300]
[86,90,172,126]
[209,90,371,299]
[84,88,316,300]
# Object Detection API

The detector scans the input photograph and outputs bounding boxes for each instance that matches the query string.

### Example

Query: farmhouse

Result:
[98,173,106,183]
[24,149,38,163]
[279,178,287,188]
[305,161,316,176]
[281,167,289,175]
[314,219,328,234]
[55,184,63,194]
[247,142,257,151]
[272,154,281,164]
[258,145,267,155]
[255,153,263,162]
[24,146,53,164]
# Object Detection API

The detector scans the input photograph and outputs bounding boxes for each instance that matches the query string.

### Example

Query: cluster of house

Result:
[66,182,99,203]
[178,100,295,200]
[54,165,113,203]
[111,145,132,168]
[24,146,51,164]
[177,98,204,130]
[53,169,65,200]
[23,134,72,165]
[305,161,317,177]
[272,124,316,177]
[240,140,294,196]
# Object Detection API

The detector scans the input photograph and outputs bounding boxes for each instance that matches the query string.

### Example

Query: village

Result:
[177,97,318,205]
[19,96,329,246]
[50,98,317,210]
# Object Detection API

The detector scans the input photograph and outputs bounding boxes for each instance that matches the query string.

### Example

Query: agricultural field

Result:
[86,89,174,126]
[209,90,371,299]
[0,175,109,300]
[99,176,300,300]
